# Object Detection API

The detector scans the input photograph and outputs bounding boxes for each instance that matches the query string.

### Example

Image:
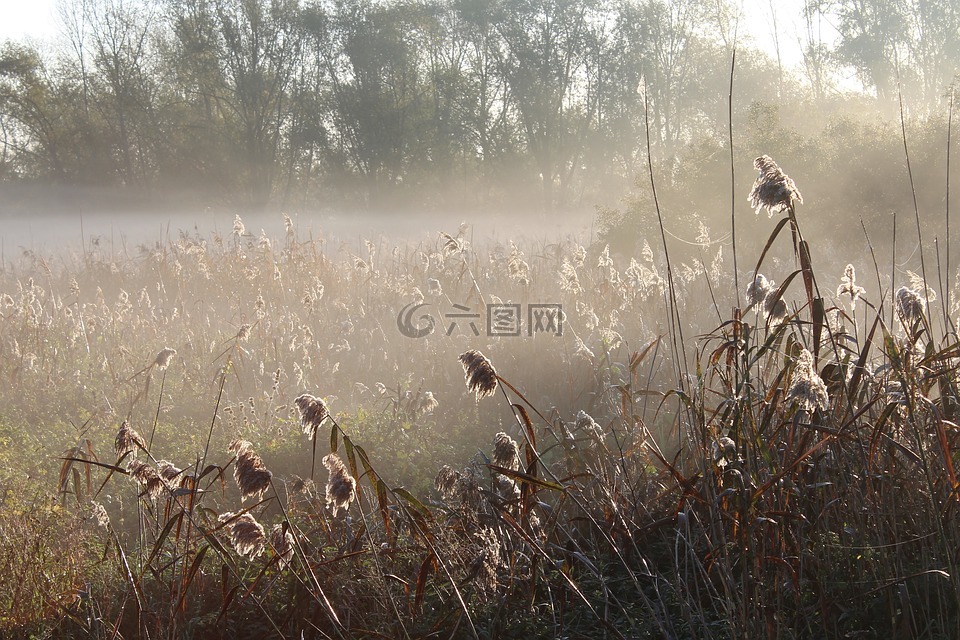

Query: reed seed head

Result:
[474,526,502,594]
[718,436,736,456]
[91,502,110,529]
[746,273,788,322]
[748,155,803,216]
[786,348,829,413]
[492,432,520,471]
[575,410,605,445]
[763,292,788,321]
[156,460,183,483]
[896,286,924,323]
[837,264,866,304]
[268,523,295,568]
[126,460,166,500]
[507,242,530,285]
[229,439,272,502]
[559,259,582,294]
[322,453,356,516]
[154,347,177,370]
[232,215,246,237]
[908,271,936,302]
[714,436,737,467]
[294,393,330,439]
[412,391,439,416]
[497,475,521,502]
[219,511,266,559]
[746,274,772,307]
[115,421,146,460]
[459,350,498,400]
[435,465,480,506]
[435,465,460,499]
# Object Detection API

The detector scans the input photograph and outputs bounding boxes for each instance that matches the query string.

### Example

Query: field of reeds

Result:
[3,150,960,639]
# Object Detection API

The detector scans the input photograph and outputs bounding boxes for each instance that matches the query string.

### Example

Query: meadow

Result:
[2,153,960,639]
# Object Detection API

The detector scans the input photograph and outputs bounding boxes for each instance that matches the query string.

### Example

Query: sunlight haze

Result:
[2,0,959,637]
[0,0,815,69]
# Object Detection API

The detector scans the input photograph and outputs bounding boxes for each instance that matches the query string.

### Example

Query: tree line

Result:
[0,0,958,211]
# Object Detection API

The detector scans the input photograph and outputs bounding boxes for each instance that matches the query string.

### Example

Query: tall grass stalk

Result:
[947,86,955,329]
[728,46,739,308]
[10,151,960,637]
[898,84,933,330]
[640,77,688,391]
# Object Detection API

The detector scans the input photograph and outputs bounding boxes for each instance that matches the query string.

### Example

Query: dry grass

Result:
[0,490,104,634]
[1,155,960,638]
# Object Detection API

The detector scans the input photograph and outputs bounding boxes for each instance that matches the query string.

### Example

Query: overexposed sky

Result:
[0,0,61,43]
[0,0,818,70]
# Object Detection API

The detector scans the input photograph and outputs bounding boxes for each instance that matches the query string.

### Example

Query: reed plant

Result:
[2,144,960,638]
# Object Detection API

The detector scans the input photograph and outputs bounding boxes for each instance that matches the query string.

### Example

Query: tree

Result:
[0,44,67,179]
[452,0,522,201]
[492,0,606,211]
[832,0,909,102]
[166,0,303,206]
[900,0,960,108]
[800,0,834,100]
[216,0,303,206]
[84,0,166,185]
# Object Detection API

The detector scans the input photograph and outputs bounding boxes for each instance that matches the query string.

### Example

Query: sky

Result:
[0,0,819,71]
[0,0,61,43]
